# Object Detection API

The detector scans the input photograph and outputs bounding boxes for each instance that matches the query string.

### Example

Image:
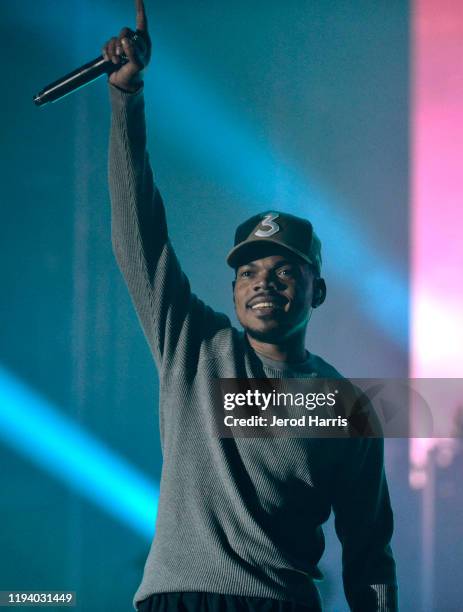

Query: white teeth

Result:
[251,302,282,310]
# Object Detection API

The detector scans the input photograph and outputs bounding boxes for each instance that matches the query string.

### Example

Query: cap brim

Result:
[226,239,314,269]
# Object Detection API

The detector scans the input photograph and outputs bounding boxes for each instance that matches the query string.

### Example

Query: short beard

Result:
[242,314,310,345]
[244,324,289,344]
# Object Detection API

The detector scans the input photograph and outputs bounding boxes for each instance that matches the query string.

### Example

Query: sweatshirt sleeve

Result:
[108,83,229,371]
[331,436,399,612]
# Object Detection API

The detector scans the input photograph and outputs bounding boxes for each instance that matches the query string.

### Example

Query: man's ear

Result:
[311,278,326,308]
[232,280,236,304]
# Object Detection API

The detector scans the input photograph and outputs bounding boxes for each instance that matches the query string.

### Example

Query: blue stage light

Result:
[0,366,158,539]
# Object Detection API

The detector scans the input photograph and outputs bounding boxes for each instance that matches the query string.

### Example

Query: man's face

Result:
[233,248,315,343]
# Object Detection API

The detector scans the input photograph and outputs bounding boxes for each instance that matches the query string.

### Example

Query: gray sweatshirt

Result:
[108,84,398,611]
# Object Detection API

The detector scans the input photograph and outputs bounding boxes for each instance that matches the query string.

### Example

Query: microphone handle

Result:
[33,31,141,106]
[33,56,122,106]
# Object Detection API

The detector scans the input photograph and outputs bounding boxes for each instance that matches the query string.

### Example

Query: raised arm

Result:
[105,1,229,370]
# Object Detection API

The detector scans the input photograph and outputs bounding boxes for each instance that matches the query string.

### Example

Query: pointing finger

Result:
[135,0,148,32]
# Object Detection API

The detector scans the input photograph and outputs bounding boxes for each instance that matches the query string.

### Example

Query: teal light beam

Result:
[0,366,158,539]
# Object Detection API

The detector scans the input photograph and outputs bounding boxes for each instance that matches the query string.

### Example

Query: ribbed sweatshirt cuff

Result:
[108,81,144,112]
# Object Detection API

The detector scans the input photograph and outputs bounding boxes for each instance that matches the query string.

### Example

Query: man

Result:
[104,2,398,610]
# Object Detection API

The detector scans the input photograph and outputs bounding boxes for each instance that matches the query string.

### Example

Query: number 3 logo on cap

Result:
[254,212,280,237]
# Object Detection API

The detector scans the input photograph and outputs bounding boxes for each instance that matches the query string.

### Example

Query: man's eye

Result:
[239,270,252,278]
[278,268,293,277]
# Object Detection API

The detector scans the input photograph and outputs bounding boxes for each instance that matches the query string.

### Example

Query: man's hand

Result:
[102,0,151,92]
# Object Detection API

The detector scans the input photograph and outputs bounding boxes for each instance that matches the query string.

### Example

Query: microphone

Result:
[33,31,142,106]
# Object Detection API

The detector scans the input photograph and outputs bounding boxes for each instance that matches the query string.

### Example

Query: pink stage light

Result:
[411,0,463,485]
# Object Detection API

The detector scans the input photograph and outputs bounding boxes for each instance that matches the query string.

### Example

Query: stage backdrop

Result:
[1,1,461,611]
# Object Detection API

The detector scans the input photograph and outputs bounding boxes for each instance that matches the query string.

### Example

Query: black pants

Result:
[137,592,322,612]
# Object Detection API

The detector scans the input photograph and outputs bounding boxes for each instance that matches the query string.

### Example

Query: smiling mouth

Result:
[250,302,285,310]
[249,301,285,315]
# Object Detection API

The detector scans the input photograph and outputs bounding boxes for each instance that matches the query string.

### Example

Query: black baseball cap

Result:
[226,211,322,275]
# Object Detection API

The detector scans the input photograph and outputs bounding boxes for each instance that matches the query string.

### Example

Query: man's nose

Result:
[253,270,277,290]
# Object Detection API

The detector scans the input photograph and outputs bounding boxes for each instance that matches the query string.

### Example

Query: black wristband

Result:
[109,79,144,95]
